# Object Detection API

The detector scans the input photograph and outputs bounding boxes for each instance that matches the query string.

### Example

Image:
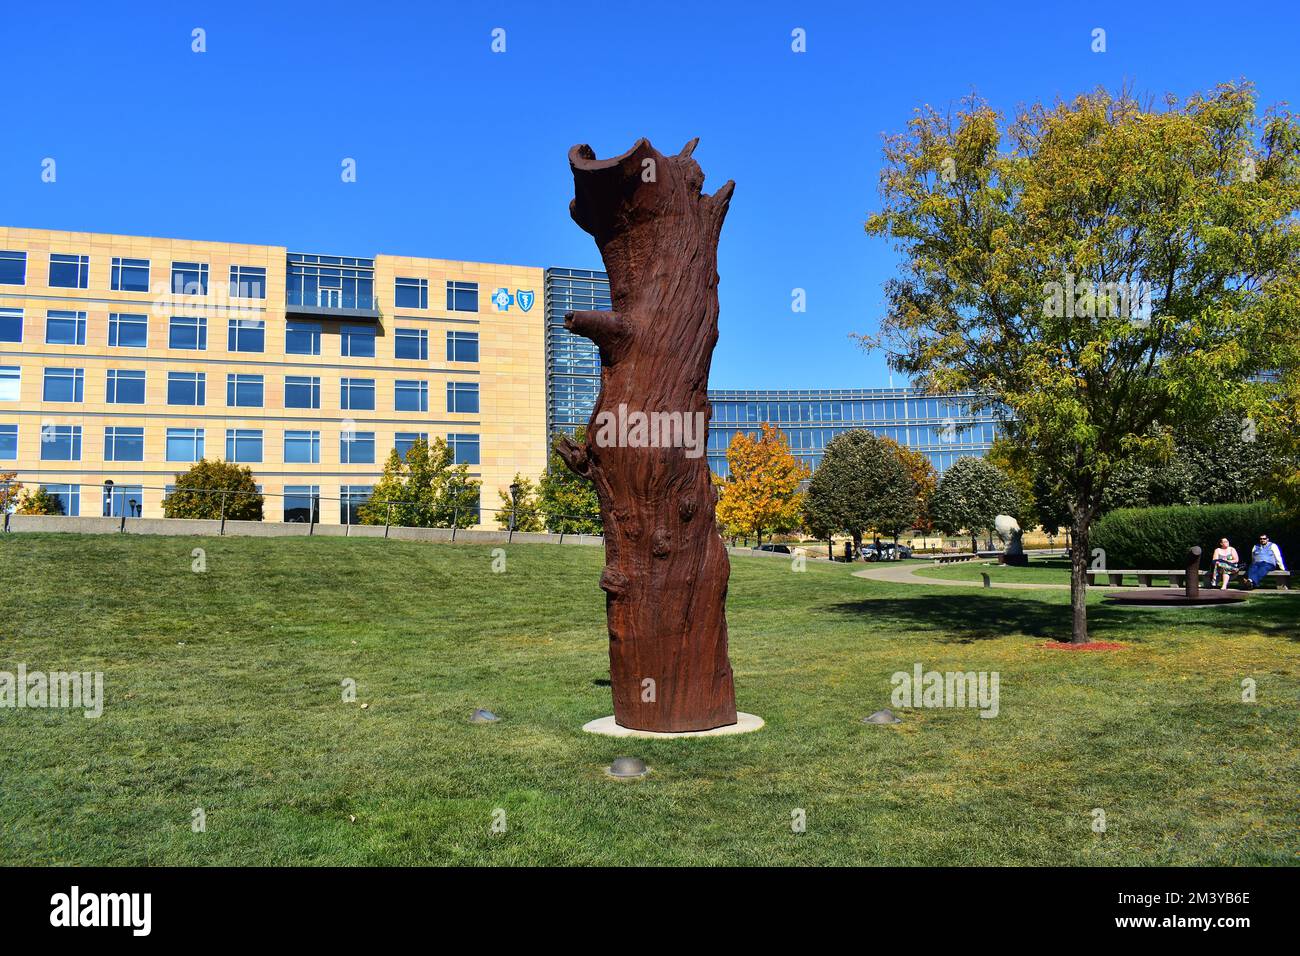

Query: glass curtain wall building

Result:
[543,269,999,476]
[707,389,997,476]
[544,268,608,435]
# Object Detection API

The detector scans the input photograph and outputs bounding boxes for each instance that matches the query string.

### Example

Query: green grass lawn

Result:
[914,558,1074,585]
[1,533,1296,866]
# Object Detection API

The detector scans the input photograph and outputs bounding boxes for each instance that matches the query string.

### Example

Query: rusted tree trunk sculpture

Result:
[557,137,738,732]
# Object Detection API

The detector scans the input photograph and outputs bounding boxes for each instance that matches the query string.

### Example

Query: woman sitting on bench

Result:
[1210,538,1240,590]
[1243,534,1286,589]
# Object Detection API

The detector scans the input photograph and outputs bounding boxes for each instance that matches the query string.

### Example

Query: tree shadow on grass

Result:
[821,592,1300,644]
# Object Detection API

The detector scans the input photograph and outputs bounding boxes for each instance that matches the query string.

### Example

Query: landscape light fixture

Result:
[469,708,499,724]
[605,756,649,780]
[508,481,521,541]
[863,709,902,725]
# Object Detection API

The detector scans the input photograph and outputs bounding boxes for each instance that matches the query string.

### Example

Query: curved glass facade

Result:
[707,388,997,476]
[544,269,1000,477]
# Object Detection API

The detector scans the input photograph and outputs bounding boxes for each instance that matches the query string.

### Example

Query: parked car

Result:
[861,542,913,561]
[755,543,791,554]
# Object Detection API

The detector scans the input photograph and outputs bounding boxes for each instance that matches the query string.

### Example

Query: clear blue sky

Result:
[3,1,1296,388]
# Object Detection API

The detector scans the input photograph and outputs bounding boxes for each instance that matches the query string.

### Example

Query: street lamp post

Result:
[102,479,114,517]
[508,480,520,543]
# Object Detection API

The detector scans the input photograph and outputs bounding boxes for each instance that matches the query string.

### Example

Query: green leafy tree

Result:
[1102,413,1285,511]
[358,437,480,528]
[803,430,918,554]
[496,473,544,531]
[539,428,602,534]
[862,82,1300,642]
[16,484,63,516]
[928,456,1021,553]
[163,459,263,520]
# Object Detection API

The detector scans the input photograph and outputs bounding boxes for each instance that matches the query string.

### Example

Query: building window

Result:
[43,367,84,402]
[0,423,16,459]
[45,311,86,345]
[448,433,480,465]
[287,254,374,310]
[226,373,264,408]
[167,371,206,406]
[166,427,204,462]
[105,484,144,518]
[446,330,479,363]
[44,484,80,516]
[340,431,375,464]
[225,429,263,463]
[394,327,428,360]
[41,424,81,461]
[0,366,21,402]
[229,265,267,299]
[283,430,321,464]
[285,321,321,355]
[446,381,479,413]
[48,253,89,289]
[394,277,429,309]
[394,431,427,459]
[227,319,265,352]
[106,369,146,404]
[340,377,375,410]
[108,313,149,348]
[394,379,428,412]
[283,485,319,523]
[340,485,372,524]
[0,251,27,285]
[340,325,376,358]
[0,308,21,343]
[284,375,320,409]
[110,257,150,292]
[446,281,478,312]
[171,261,209,295]
[104,426,145,462]
[169,315,208,350]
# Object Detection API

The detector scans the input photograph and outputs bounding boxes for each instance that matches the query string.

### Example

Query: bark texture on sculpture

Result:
[558,137,737,732]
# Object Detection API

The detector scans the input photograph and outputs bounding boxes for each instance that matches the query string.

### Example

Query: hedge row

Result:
[1090,502,1298,569]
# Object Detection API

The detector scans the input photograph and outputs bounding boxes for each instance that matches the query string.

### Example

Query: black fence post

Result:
[219,490,228,536]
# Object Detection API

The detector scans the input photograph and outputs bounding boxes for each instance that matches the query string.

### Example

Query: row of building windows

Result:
[0,366,480,413]
[0,250,486,313]
[0,423,479,466]
[0,309,479,362]
[0,250,269,298]
[3,481,419,525]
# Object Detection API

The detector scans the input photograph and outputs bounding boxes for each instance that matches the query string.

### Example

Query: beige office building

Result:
[0,226,547,525]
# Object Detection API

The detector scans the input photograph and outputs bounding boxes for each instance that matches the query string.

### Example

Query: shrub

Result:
[1090,502,1299,569]
[16,485,64,516]
[163,459,263,520]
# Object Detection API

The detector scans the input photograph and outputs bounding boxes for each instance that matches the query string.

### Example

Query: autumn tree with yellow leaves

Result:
[715,423,810,546]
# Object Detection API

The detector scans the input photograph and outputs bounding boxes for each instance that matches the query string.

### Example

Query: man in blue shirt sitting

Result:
[1243,534,1286,589]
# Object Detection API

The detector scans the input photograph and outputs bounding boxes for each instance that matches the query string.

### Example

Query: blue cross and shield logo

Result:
[516,289,535,312]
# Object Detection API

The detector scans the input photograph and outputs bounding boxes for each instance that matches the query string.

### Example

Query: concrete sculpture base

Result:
[582,713,764,739]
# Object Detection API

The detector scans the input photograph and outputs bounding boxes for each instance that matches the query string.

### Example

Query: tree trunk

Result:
[556,137,738,732]
[1069,513,1090,645]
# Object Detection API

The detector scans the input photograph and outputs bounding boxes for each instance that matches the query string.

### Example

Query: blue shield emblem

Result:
[516,289,535,312]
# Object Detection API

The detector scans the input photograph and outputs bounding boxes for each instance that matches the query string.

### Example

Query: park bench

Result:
[929,553,978,565]
[1087,568,1291,590]
[1086,569,1187,587]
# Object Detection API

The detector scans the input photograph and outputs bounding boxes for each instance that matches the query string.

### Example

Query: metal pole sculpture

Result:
[557,137,738,732]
